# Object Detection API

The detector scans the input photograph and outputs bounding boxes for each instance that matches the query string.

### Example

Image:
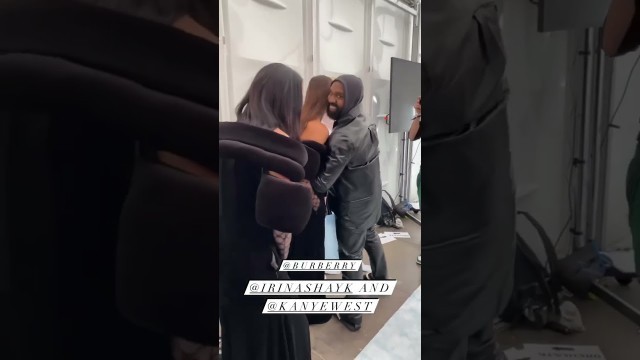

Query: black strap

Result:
[382,190,397,210]
[516,211,562,314]
[517,210,559,273]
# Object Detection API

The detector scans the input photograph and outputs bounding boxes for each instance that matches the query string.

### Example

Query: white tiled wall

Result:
[222,0,305,121]
[370,0,413,199]
[220,0,419,201]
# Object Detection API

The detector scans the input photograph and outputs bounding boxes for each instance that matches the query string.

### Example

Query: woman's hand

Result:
[311,195,321,212]
[273,230,292,259]
[409,97,422,141]
[302,179,320,211]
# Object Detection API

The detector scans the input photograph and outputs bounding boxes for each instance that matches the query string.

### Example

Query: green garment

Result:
[626,141,640,275]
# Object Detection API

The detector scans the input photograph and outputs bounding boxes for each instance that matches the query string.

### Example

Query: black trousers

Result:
[335,223,388,325]
[424,322,500,360]
[337,225,388,281]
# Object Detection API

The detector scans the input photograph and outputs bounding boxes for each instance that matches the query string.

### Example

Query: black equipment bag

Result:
[503,210,637,330]
[377,190,401,228]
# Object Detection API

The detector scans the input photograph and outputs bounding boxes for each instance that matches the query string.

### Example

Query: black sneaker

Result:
[363,273,374,280]
[336,314,361,332]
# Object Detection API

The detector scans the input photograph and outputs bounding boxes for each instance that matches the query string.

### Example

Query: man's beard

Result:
[327,104,341,120]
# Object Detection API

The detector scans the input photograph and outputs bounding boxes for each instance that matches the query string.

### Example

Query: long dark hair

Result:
[235,63,303,139]
[301,75,331,129]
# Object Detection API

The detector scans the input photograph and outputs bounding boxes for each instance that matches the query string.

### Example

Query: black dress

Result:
[288,140,332,325]
[219,157,311,360]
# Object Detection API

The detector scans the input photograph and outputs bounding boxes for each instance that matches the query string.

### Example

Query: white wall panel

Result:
[316,0,367,77]
[502,0,576,261]
[602,50,640,251]
[372,0,411,80]
[370,0,413,199]
[221,0,418,203]
[223,0,305,120]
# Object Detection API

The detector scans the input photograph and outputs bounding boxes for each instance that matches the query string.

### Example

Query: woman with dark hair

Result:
[288,75,333,325]
[219,63,312,360]
[235,63,303,139]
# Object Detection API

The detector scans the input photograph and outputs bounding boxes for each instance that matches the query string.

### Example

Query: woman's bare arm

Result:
[300,120,330,144]
[603,0,636,56]
[409,97,421,141]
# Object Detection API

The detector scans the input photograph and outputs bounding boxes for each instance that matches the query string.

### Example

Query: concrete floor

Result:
[310,220,421,360]
[220,223,640,360]
[498,271,640,360]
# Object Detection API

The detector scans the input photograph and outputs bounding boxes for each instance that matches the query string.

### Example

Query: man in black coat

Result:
[423,1,515,359]
[313,75,388,332]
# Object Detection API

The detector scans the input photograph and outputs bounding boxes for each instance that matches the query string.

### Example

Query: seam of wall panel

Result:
[219,0,233,123]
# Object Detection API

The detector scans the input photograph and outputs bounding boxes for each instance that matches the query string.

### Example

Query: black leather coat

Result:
[313,75,382,230]
[423,0,516,339]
